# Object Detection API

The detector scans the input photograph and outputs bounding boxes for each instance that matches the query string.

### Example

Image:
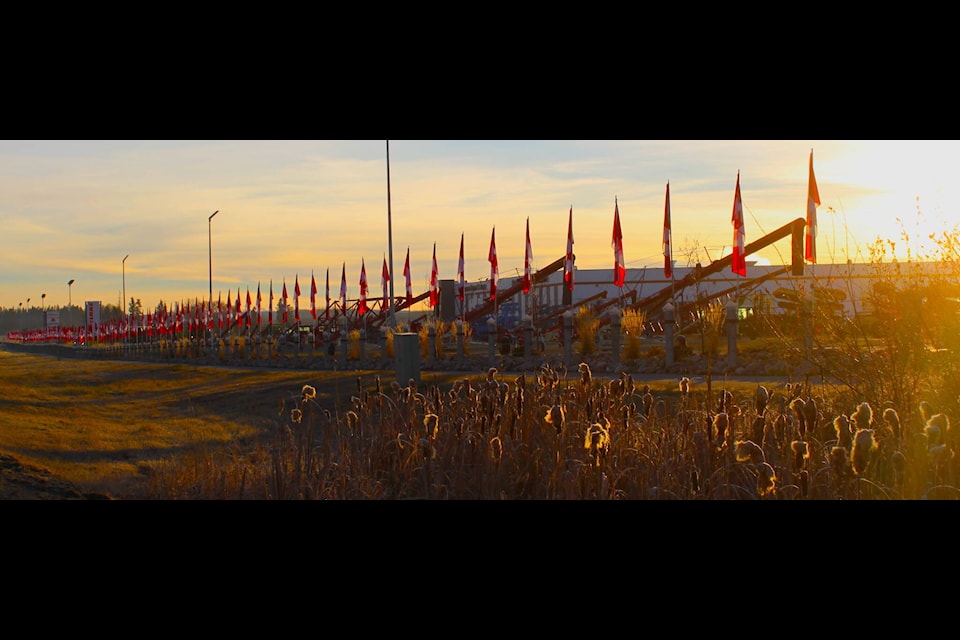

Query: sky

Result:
[2,139,958,313]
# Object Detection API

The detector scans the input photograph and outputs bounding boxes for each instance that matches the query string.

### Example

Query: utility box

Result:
[394,332,421,387]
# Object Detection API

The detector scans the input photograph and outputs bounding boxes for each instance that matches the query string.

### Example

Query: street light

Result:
[209,210,219,346]
[122,255,129,345]
[67,279,75,328]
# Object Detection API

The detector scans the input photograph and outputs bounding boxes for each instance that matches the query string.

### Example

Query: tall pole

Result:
[209,210,219,346]
[68,279,74,330]
[122,254,129,345]
[386,142,396,329]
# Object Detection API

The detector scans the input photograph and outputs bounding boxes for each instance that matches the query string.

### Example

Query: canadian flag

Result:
[268,281,273,325]
[612,198,625,287]
[523,217,533,294]
[806,149,820,263]
[457,233,465,304]
[281,280,288,324]
[256,282,262,326]
[731,171,747,277]
[429,242,439,308]
[310,272,317,320]
[293,275,300,323]
[403,247,412,306]
[564,206,574,293]
[381,257,390,312]
[358,259,368,315]
[663,182,673,279]
[339,262,347,315]
[488,227,498,300]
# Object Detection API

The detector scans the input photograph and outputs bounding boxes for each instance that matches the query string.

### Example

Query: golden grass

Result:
[0,349,378,497]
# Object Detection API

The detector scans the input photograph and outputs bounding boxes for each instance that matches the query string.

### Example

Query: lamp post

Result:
[67,279,75,329]
[122,254,129,345]
[208,209,219,347]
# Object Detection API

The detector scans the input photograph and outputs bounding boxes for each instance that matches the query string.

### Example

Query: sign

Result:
[44,310,60,328]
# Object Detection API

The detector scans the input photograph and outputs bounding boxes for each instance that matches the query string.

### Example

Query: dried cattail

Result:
[851,402,874,430]
[544,404,566,435]
[609,378,622,397]
[301,384,317,400]
[791,440,810,471]
[798,469,809,498]
[642,392,654,417]
[345,410,359,431]
[927,414,949,446]
[851,429,878,476]
[679,377,691,396]
[834,414,853,449]
[690,468,701,494]
[718,389,733,412]
[621,372,634,396]
[755,384,769,415]
[712,412,729,443]
[790,397,807,438]
[882,407,902,442]
[578,362,592,385]
[423,413,439,439]
[757,462,777,497]
[802,397,818,436]
[290,408,303,424]
[736,440,765,464]
[919,400,933,423]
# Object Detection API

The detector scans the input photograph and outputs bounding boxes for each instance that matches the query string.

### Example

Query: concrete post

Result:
[394,332,421,386]
[339,316,348,369]
[359,327,366,368]
[609,308,621,372]
[726,298,738,369]
[454,320,464,366]
[523,314,533,361]
[487,316,497,366]
[664,302,675,366]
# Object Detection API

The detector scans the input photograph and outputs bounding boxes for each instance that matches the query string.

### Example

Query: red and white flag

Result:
[663,182,673,279]
[403,247,413,306]
[359,259,368,315]
[806,149,820,263]
[564,206,574,293]
[731,171,747,277]
[457,233,465,304]
[235,289,241,327]
[523,217,533,294]
[281,280,288,323]
[339,262,347,315]
[429,242,439,308]
[310,272,317,320]
[381,256,390,311]
[245,287,252,327]
[293,274,300,323]
[488,226,498,300]
[325,268,330,321]
[268,281,273,326]
[612,198,625,288]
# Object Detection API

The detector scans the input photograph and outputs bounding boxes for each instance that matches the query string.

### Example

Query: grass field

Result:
[0,348,416,498]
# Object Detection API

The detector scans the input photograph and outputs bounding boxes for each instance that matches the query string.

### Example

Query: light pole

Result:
[122,255,129,345]
[41,293,46,329]
[67,279,75,329]
[208,209,219,346]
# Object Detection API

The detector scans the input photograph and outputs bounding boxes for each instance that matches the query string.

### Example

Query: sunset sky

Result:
[2,140,957,312]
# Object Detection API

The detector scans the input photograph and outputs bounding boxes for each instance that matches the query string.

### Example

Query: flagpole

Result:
[386,140,397,329]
